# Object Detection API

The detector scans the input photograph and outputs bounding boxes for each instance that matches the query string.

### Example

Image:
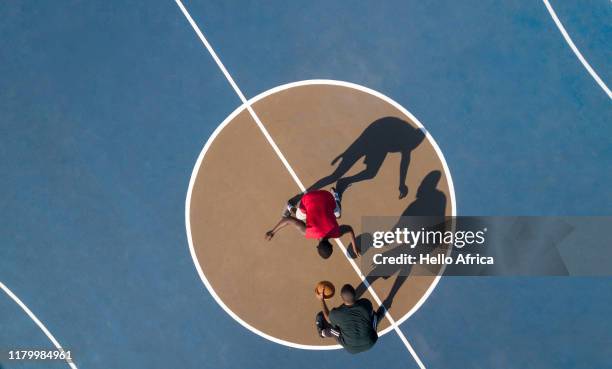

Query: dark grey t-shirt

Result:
[329,299,378,353]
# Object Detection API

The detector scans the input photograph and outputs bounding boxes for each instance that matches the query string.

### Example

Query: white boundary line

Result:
[184,80,457,350]
[177,2,456,366]
[543,0,612,99]
[184,80,456,355]
[0,281,78,369]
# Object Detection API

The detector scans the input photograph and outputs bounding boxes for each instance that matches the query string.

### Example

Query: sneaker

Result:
[331,187,342,218]
[282,204,295,218]
[330,187,341,203]
[335,179,350,197]
[315,312,325,338]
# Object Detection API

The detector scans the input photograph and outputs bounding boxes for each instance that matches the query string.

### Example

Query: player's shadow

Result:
[289,116,425,205]
[355,170,447,312]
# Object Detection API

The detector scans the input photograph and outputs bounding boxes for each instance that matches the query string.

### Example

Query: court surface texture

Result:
[1,1,611,369]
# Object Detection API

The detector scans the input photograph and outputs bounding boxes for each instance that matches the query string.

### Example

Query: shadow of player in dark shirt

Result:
[355,170,447,313]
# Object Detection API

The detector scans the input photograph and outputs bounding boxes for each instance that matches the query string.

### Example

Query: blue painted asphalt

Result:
[1,1,610,368]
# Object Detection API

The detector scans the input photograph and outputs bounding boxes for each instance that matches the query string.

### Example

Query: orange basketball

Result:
[314,281,335,299]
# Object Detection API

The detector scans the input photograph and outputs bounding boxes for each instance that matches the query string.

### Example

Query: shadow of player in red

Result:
[288,117,426,207]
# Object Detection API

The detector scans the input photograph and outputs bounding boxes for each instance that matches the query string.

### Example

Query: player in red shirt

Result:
[265,189,360,259]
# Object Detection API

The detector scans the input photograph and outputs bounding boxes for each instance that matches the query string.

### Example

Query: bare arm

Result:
[339,225,360,257]
[317,291,331,322]
[265,216,306,240]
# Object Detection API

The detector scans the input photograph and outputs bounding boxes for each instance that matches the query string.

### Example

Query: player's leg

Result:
[315,312,329,338]
[373,305,386,330]
[295,204,306,221]
[286,216,306,235]
[331,187,342,218]
[315,312,340,339]
[282,202,297,217]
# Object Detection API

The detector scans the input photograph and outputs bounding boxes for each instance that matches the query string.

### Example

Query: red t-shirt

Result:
[299,190,341,239]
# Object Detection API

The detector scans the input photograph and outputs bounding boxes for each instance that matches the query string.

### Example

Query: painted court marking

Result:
[543,0,612,99]
[185,80,456,350]
[177,2,455,367]
[0,281,78,369]
[174,0,304,190]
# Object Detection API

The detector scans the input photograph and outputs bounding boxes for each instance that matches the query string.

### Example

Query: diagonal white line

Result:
[174,0,306,192]
[174,1,426,367]
[543,0,612,99]
[329,238,426,368]
[0,281,78,369]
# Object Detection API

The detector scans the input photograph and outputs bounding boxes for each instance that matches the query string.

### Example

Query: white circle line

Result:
[0,281,78,369]
[543,0,612,99]
[185,79,456,349]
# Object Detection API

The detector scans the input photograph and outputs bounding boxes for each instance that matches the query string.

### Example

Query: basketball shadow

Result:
[355,170,447,312]
[289,116,425,205]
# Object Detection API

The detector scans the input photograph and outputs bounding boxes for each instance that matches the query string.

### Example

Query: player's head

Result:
[340,284,356,304]
[317,239,333,259]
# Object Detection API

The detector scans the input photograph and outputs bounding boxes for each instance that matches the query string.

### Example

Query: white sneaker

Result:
[331,187,341,202]
[331,187,341,218]
[282,204,295,217]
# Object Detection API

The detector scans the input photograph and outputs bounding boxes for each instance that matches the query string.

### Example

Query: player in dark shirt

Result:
[315,284,381,353]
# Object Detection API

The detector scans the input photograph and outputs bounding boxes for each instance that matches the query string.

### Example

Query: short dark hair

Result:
[340,284,356,303]
[317,239,333,259]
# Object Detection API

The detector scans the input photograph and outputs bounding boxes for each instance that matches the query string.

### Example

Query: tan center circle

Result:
[188,82,453,348]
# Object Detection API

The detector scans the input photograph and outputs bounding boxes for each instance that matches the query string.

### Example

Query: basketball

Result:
[314,281,335,299]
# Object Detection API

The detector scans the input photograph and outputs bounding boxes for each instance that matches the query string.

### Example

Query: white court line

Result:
[174,1,426,367]
[185,80,456,352]
[543,0,612,99]
[0,281,78,369]
[174,0,304,191]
